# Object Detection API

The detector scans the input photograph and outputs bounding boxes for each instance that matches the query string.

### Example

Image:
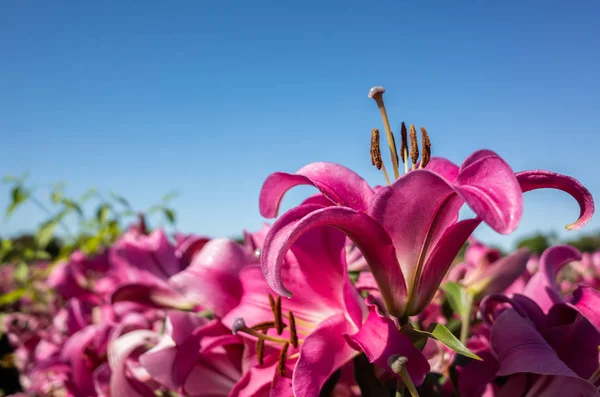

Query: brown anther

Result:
[400,122,408,164]
[370,129,383,169]
[420,127,431,168]
[256,329,266,365]
[277,342,290,376]
[409,124,419,165]
[251,321,282,332]
[274,296,284,335]
[288,311,299,348]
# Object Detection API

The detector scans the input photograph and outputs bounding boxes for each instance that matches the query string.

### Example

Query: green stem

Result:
[395,378,405,397]
[399,366,420,397]
[460,291,475,345]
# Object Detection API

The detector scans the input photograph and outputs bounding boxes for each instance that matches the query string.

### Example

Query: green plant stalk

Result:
[460,291,475,345]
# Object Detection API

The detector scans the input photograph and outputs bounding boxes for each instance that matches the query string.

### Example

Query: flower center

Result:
[369,86,431,184]
[232,294,307,377]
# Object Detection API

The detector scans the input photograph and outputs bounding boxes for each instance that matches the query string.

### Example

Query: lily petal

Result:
[467,248,532,297]
[454,150,523,234]
[261,204,407,317]
[111,283,196,311]
[259,162,374,218]
[516,170,594,230]
[425,157,460,183]
[522,245,581,313]
[292,313,359,397]
[347,304,430,386]
[570,286,600,334]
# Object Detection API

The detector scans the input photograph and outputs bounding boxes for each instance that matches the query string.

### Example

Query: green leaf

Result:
[36,219,58,248]
[110,192,132,209]
[80,188,98,203]
[96,204,110,224]
[163,208,176,225]
[0,288,27,306]
[6,186,29,217]
[412,323,482,360]
[162,191,179,202]
[61,198,83,217]
[14,262,29,283]
[441,281,467,315]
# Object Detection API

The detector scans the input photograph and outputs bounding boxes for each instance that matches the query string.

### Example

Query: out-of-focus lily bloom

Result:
[222,223,428,396]
[140,311,249,397]
[448,239,532,298]
[47,250,111,299]
[258,87,593,318]
[462,293,600,397]
[521,245,583,313]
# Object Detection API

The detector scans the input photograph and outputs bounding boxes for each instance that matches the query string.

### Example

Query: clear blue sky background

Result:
[1,0,599,250]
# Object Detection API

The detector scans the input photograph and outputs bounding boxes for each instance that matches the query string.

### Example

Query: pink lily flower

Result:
[259,149,591,317]
[139,311,250,397]
[447,239,532,298]
[222,222,429,396]
[259,87,593,318]
[463,292,600,396]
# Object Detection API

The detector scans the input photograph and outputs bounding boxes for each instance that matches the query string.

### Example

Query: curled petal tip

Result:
[232,318,246,334]
[368,86,385,98]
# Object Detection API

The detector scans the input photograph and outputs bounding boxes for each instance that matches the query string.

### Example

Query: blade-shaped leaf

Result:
[442,281,467,316]
[110,192,132,209]
[163,208,176,225]
[36,219,58,248]
[6,186,29,217]
[96,204,110,224]
[412,323,482,360]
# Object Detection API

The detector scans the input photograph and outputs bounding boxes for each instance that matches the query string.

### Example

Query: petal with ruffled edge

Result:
[522,245,581,313]
[259,162,374,218]
[292,313,360,397]
[516,170,594,230]
[108,330,159,397]
[261,204,407,317]
[453,150,523,234]
[347,304,430,385]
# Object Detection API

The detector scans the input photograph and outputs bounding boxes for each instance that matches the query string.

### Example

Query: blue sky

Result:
[1,1,599,249]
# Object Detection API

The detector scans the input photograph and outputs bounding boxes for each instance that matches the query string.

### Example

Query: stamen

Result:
[268,294,284,335]
[288,311,299,348]
[368,86,400,179]
[251,321,284,332]
[419,127,431,169]
[233,321,293,344]
[370,129,391,185]
[232,318,246,334]
[277,342,290,376]
[400,122,409,167]
[409,124,419,170]
[256,329,266,365]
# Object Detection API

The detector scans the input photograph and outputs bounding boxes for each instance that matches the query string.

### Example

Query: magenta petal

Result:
[458,351,499,397]
[170,238,252,317]
[259,162,374,218]
[261,204,407,317]
[492,309,579,378]
[516,170,594,230]
[108,330,158,397]
[454,150,523,234]
[522,245,581,313]
[347,304,430,386]
[369,170,461,309]
[412,218,481,314]
[570,286,600,334]
[111,283,195,310]
[426,157,460,183]
[292,313,359,397]
[467,248,532,297]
